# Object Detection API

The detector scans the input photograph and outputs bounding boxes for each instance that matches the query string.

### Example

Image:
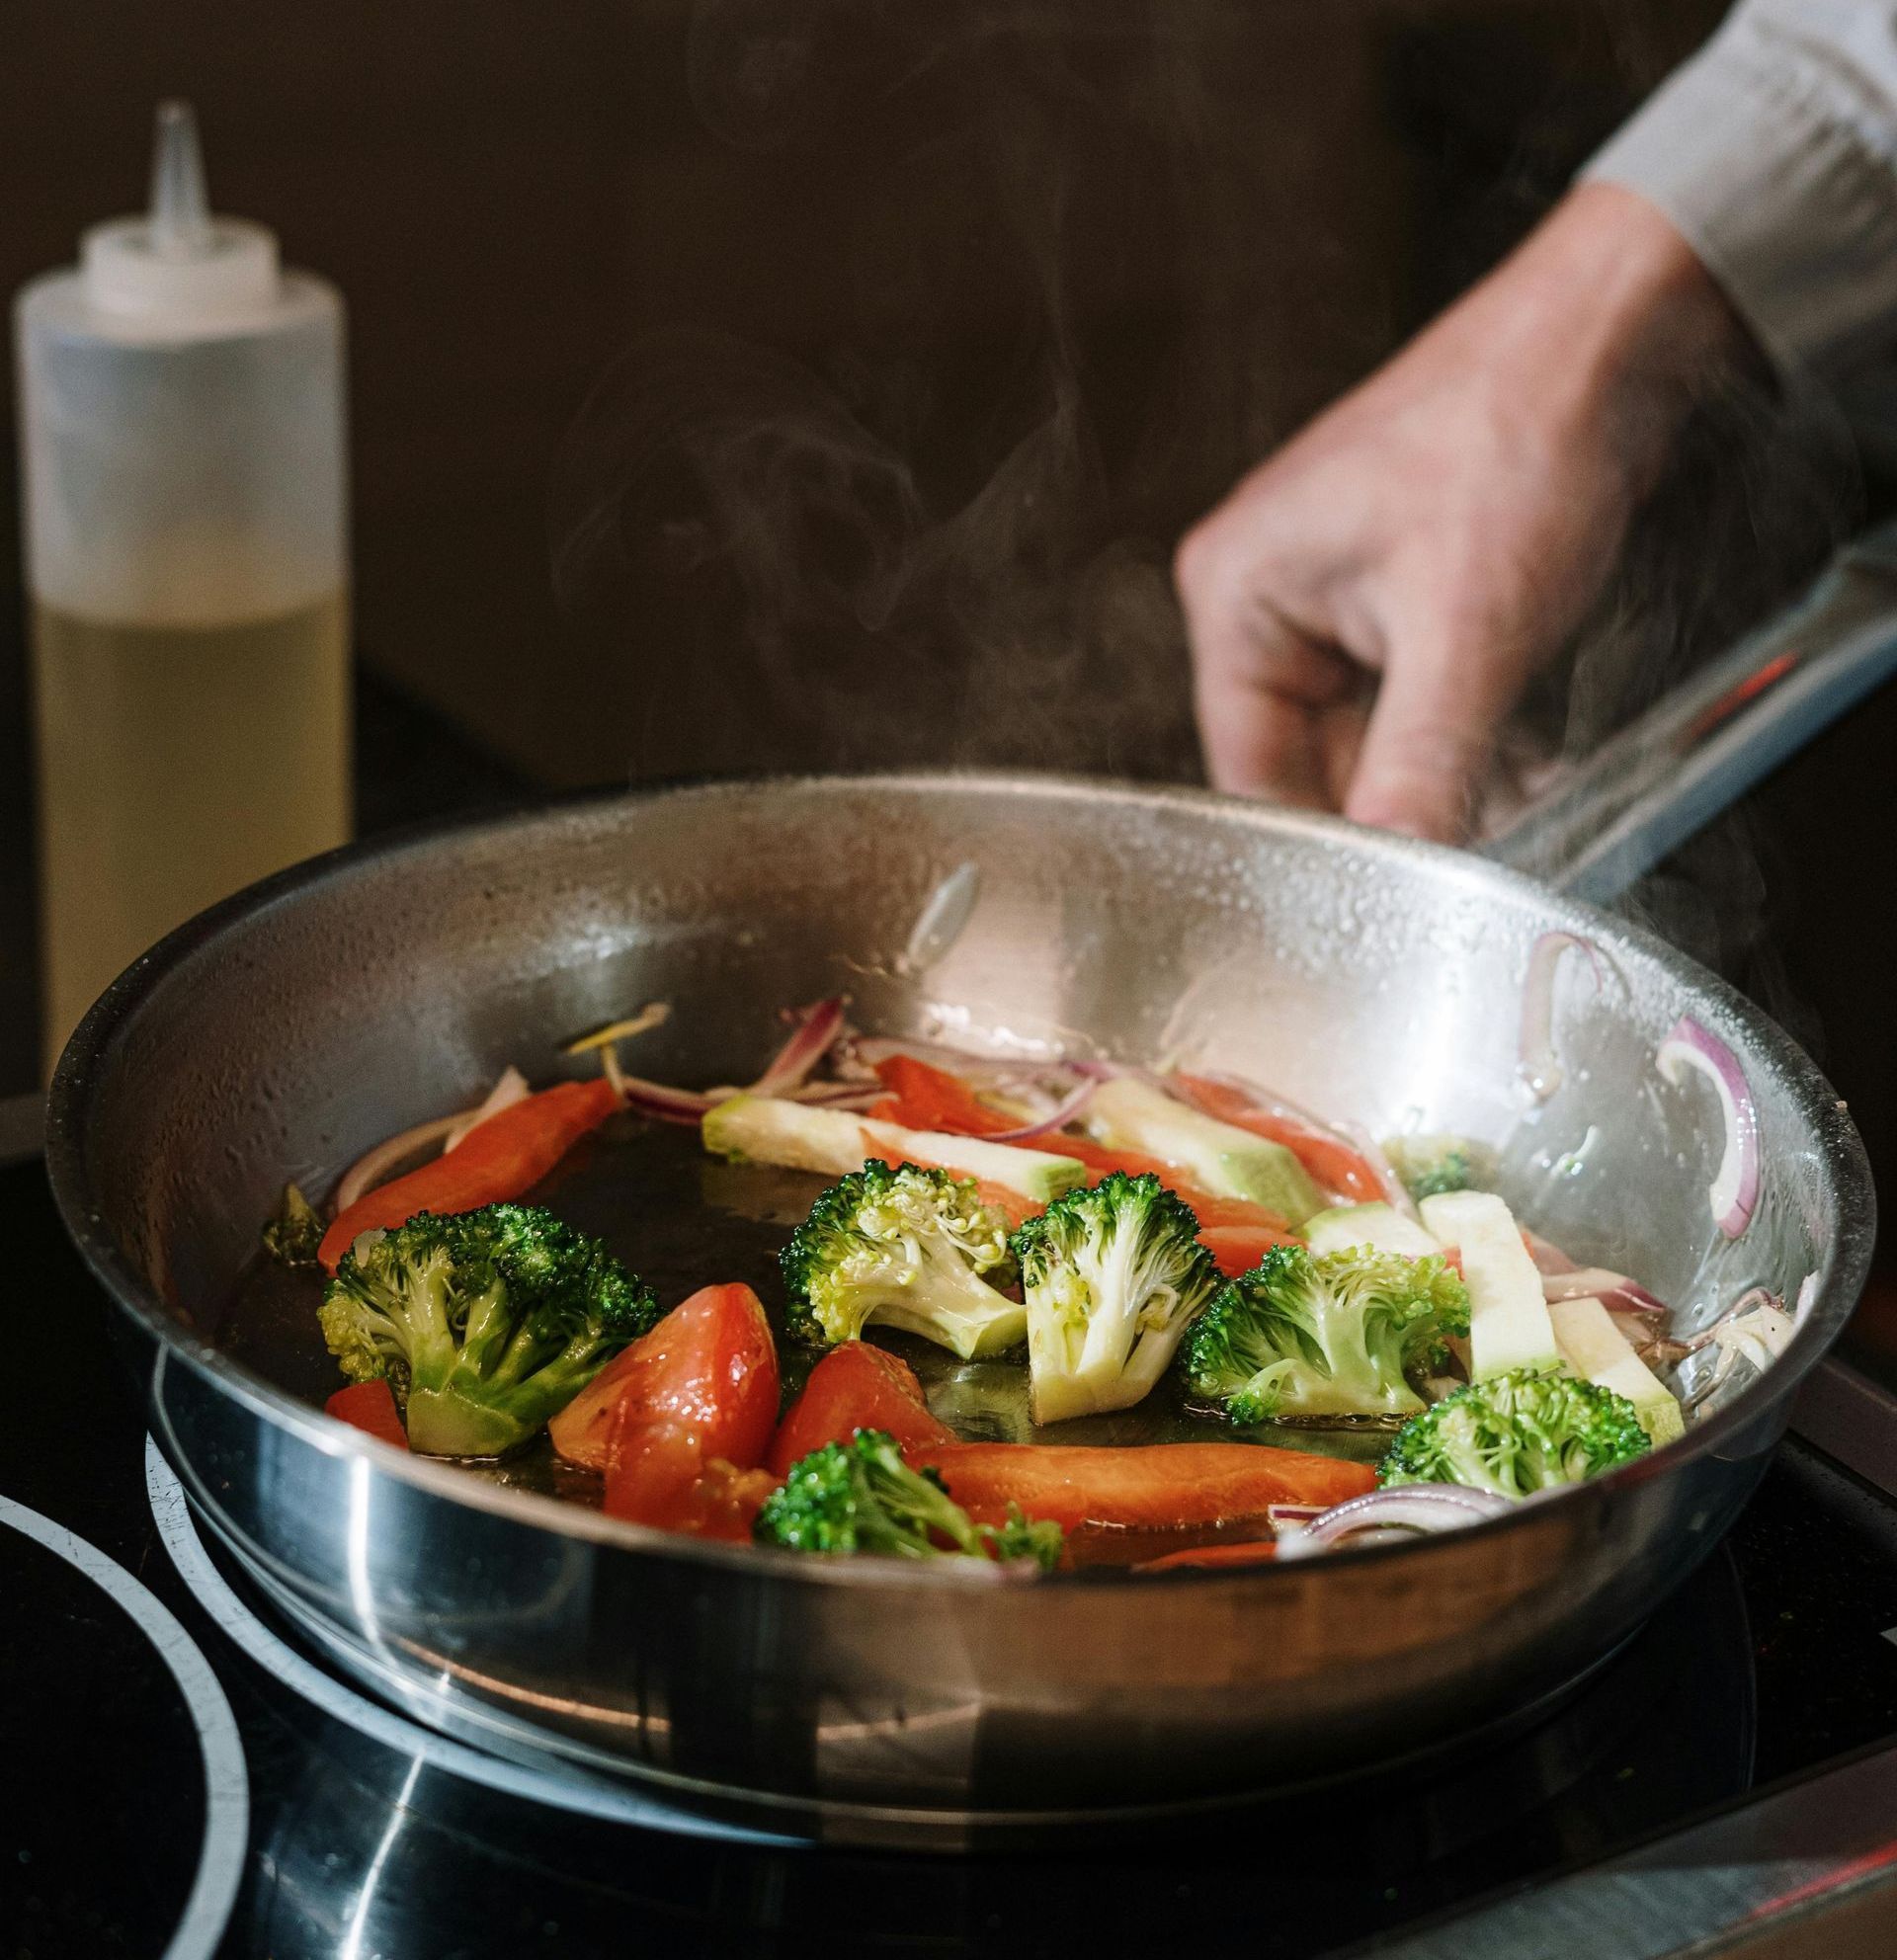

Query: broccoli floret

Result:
[780,1160,1026,1359]
[1181,1243,1470,1424]
[318,1203,660,1458]
[1384,1133,1496,1203]
[1012,1171,1220,1425]
[263,1183,324,1267]
[754,1429,1063,1570]
[1379,1365,1651,1497]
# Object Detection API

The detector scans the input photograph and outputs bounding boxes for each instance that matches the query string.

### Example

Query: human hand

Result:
[1176,183,1753,840]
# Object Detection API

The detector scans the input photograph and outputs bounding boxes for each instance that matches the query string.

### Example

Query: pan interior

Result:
[68,776,1858,1494]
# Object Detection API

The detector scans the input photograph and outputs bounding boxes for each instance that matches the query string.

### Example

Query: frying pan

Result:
[44,523,1897,1848]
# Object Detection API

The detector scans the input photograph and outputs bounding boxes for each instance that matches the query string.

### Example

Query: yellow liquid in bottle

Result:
[31,592,351,1076]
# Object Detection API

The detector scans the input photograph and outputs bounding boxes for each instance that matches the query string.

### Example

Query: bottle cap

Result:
[81,102,280,320]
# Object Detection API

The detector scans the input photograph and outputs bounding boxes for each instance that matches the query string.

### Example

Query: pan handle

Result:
[1481,519,1897,902]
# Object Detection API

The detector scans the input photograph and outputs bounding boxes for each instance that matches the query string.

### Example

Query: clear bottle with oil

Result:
[15,102,349,1076]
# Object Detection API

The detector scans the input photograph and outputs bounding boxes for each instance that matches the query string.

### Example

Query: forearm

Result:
[1431,182,1756,499]
[1586,0,1897,376]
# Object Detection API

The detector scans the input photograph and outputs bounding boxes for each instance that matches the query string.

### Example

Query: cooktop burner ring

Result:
[2,1489,249,1960]
[143,1436,794,1848]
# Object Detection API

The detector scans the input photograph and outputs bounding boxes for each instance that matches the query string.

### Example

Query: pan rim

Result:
[44,767,1879,1590]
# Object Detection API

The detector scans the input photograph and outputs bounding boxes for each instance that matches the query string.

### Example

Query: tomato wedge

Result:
[318,1076,621,1270]
[767,1341,957,1476]
[577,1283,782,1534]
[910,1439,1374,1534]
[325,1379,408,1448]
[1170,1074,1381,1202]
[1200,1224,1306,1278]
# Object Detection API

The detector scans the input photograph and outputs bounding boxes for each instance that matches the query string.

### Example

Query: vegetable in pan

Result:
[755,1429,1065,1571]
[1180,1243,1470,1424]
[1013,1173,1221,1425]
[780,1160,1028,1359]
[1378,1366,1651,1498]
[319,1203,660,1458]
[290,992,1749,1573]
[264,1183,325,1268]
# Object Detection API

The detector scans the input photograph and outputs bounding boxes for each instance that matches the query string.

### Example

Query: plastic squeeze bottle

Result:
[15,102,350,1076]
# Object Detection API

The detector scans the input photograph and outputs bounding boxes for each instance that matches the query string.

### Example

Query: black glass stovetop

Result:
[9,1154,1897,1960]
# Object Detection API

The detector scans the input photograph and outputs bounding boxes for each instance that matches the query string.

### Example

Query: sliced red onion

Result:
[1276,1485,1513,1559]
[1518,931,1606,1102]
[1656,1016,1759,1238]
[1265,1504,1327,1530]
[444,1065,531,1153]
[782,1082,885,1109]
[333,1107,470,1215]
[1522,1226,1579,1275]
[1795,1271,1819,1328]
[751,997,848,1098]
[975,1078,1099,1143]
[612,1073,719,1125]
[1540,1267,1668,1316]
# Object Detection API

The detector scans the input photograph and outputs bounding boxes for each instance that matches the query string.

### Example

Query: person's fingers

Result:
[1178,526,1359,805]
[1342,638,1508,842]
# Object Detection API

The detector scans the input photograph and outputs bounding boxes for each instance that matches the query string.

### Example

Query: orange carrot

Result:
[1171,1074,1382,1201]
[870,1056,1019,1137]
[911,1439,1375,1534]
[1200,1224,1306,1278]
[1136,1539,1278,1573]
[319,1077,620,1271]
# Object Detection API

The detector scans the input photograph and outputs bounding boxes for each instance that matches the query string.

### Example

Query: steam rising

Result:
[551,0,1858,1047]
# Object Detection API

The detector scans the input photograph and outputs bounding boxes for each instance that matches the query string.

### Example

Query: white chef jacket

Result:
[1586,0,1897,375]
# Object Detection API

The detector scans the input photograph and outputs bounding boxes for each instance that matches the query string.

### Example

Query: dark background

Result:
[16,0,1897,1365]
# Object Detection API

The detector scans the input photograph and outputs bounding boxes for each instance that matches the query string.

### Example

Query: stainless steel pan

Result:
[45,524,1897,1848]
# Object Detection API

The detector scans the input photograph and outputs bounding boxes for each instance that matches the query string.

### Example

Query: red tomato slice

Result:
[582,1284,781,1530]
[325,1379,408,1449]
[767,1341,957,1476]
[910,1439,1374,1534]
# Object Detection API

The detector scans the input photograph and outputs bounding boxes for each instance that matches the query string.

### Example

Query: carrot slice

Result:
[1171,1074,1382,1202]
[318,1077,621,1271]
[869,1056,1020,1136]
[325,1379,408,1449]
[911,1439,1374,1534]
[1200,1224,1306,1278]
[1136,1539,1278,1573]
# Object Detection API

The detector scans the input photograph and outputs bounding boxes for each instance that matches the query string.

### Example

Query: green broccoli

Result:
[263,1183,324,1267]
[1012,1171,1220,1425]
[1383,1133,1496,1203]
[1379,1365,1651,1498]
[1181,1243,1470,1424]
[780,1160,1026,1359]
[753,1429,1063,1570]
[318,1203,660,1458]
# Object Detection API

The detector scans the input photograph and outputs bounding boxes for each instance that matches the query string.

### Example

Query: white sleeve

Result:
[1583,1,1897,376]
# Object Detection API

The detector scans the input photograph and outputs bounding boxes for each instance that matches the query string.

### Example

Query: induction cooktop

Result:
[9,1148,1897,1959]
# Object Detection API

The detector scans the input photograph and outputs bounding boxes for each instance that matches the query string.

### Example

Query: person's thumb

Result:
[1342,641,1508,843]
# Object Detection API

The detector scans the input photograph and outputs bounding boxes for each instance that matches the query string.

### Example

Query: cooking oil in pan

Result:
[221,1114,1387,1524]
[31,592,350,1074]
